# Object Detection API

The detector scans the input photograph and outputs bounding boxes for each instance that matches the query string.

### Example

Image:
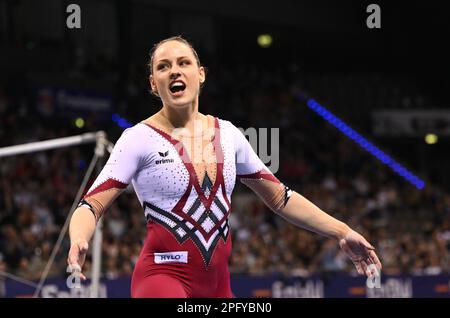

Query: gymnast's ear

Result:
[149,75,159,97]
[199,66,206,88]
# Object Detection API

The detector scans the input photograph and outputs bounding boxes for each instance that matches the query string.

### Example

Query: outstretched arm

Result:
[240,174,381,276]
[231,121,381,277]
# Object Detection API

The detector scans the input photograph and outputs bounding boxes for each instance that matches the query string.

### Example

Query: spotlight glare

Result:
[425,134,438,145]
[257,34,273,48]
[75,117,85,128]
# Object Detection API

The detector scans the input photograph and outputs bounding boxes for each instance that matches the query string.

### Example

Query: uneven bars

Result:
[0,132,104,157]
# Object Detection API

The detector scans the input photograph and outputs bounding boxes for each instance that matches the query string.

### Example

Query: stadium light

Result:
[75,117,85,128]
[112,113,133,129]
[425,133,438,145]
[257,34,273,48]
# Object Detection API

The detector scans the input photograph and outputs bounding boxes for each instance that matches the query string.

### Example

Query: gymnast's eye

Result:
[157,63,168,70]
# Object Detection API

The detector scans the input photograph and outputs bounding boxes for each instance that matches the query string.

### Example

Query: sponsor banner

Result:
[3,274,450,298]
[233,274,449,298]
[2,276,130,298]
[35,87,114,116]
[372,110,450,136]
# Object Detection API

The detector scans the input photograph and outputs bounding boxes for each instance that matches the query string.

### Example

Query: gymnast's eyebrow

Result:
[156,56,191,64]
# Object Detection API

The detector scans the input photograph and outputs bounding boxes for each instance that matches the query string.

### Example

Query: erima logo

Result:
[156,150,174,164]
[154,251,188,264]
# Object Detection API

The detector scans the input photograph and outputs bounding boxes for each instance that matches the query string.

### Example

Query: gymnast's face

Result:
[150,40,205,108]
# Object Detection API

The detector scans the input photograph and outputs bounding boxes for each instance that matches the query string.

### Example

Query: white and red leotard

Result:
[82,116,288,297]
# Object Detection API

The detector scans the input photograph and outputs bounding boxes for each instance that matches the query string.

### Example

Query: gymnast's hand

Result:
[339,229,382,277]
[67,239,89,280]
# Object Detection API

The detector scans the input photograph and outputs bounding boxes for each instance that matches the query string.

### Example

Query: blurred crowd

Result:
[1,56,450,284]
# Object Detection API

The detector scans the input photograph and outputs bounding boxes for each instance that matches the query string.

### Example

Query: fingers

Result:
[353,258,377,277]
[66,263,87,281]
[348,248,380,277]
[361,259,370,276]
[369,250,382,270]
[340,231,382,277]
[67,247,80,267]
[359,253,382,277]
[357,235,381,274]
[362,247,382,269]
[358,245,382,277]
[351,259,364,275]
[361,259,377,277]
[67,262,87,281]
[79,272,87,281]
[69,263,87,281]
[67,242,88,281]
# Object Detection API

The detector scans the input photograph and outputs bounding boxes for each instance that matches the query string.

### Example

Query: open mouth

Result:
[169,81,186,94]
